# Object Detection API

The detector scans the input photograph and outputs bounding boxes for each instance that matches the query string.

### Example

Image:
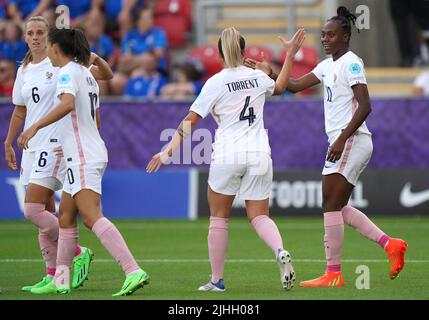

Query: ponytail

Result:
[72,28,90,66]
[217,27,245,68]
[22,50,33,68]
[48,27,90,66]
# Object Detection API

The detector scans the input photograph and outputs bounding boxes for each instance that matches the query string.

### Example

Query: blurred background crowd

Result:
[0,0,428,100]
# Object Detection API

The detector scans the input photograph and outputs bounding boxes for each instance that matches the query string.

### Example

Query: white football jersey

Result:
[190,66,275,161]
[12,57,60,152]
[55,61,108,166]
[312,51,371,141]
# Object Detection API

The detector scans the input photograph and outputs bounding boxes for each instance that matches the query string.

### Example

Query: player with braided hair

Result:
[245,6,408,287]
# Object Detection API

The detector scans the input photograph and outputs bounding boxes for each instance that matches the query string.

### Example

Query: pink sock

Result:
[74,245,82,257]
[342,206,390,248]
[92,217,140,275]
[39,231,58,275]
[56,227,78,267]
[251,215,284,255]
[54,265,70,289]
[208,217,229,283]
[46,267,56,277]
[324,211,344,273]
[24,203,59,275]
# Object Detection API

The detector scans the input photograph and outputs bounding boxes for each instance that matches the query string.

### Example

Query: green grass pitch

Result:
[0,216,428,300]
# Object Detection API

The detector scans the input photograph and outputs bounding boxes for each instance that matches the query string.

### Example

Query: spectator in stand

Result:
[41,8,56,27]
[91,0,144,39]
[6,0,51,24]
[161,59,204,99]
[81,9,114,95]
[0,59,16,97]
[0,0,6,19]
[1,20,27,64]
[124,52,168,99]
[83,10,114,65]
[110,7,168,95]
[0,19,6,56]
[412,69,429,96]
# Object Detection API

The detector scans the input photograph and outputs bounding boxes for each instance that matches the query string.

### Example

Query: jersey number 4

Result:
[239,96,256,126]
[88,92,98,121]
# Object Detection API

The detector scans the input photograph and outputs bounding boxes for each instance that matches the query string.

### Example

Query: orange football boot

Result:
[299,272,344,287]
[385,238,408,279]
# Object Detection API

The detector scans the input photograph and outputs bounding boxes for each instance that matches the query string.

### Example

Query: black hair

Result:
[48,27,90,66]
[328,6,359,40]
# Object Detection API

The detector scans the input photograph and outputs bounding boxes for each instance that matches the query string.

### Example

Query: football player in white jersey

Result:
[245,6,408,287]
[147,27,305,291]
[17,27,149,297]
[4,16,114,292]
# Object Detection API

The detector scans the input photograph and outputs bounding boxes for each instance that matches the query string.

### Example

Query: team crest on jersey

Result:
[59,74,71,84]
[333,74,337,83]
[349,63,362,75]
[46,72,53,80]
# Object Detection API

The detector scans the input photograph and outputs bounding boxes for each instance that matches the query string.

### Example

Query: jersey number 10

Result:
[88,92,98,121]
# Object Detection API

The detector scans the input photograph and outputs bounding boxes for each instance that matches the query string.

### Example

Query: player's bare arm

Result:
[18,93,75,150]
[89,53,114,80]
[244,35,320,94]
[4,105,26,170]
[146,111,202,173]
[274,28,306,95]
[327,84,372,162]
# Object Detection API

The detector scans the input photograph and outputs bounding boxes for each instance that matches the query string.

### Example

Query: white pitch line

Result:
[1,258,428,263]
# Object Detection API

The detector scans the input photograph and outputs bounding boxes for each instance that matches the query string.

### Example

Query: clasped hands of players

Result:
[245,29,305,75]
[146,29,306,174]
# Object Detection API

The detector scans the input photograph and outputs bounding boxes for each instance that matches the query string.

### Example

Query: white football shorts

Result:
[208,151,273,200]
[322,132,372,186]
[62,162,107,197]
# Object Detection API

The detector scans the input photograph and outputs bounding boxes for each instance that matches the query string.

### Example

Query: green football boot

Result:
[72,247,94,289]
[30,281,70,294]
[21,276,53,292]
[112,270,150,297]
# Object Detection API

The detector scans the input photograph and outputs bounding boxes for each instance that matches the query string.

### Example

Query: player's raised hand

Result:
[4,144,17,170]
[17,125,38,150]
[244,51,272,76]
[278,28,306,57]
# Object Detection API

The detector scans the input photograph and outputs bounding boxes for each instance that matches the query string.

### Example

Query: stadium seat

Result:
[244,45,274,63]
[153,0,192,48]
[278,45,319,95]
[189,45,224,81]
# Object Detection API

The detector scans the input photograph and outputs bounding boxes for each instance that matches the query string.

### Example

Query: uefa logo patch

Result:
[59,73,71,84]
[349,63,362,75]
